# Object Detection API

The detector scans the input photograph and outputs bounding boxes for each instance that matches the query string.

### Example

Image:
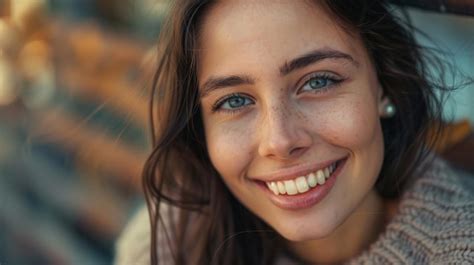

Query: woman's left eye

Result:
[299,73,343,94]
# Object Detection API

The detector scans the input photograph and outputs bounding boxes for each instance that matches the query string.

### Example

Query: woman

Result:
[116,0,474,264]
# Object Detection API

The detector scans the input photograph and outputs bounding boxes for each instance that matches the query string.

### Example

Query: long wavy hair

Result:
[142,0,451,264]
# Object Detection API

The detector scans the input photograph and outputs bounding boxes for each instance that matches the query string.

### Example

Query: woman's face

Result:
[198,0,385,241]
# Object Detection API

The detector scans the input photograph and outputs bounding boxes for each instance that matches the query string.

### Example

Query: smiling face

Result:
[198,0,385,242]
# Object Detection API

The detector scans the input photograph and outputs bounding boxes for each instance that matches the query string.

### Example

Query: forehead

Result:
[197,0,366,82]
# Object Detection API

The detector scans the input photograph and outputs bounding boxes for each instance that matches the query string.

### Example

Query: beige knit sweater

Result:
[115,159,474,264]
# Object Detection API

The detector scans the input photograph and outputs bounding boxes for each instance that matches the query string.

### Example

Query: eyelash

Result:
[211,93,254,114]
[211,72,345,114]
[297,72,344,95]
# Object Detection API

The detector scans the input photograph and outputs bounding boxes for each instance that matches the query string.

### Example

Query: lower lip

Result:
[256,157,347,210]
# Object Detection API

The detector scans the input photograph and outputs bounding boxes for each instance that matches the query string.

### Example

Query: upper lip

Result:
[249,156,348,182]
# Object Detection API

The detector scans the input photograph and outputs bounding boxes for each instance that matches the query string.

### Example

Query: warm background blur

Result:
[0,1,472,265]
[0,0,166,264]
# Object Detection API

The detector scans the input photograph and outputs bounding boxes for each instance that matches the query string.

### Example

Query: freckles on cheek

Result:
[206,123,253,179]
[315,100,379,147]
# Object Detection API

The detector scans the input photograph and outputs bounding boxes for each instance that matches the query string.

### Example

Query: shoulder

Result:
[115,203,178,265]
[115,206,151,265]
[407,158,474,263]
[350,157,474,264]
[407,157,474,214]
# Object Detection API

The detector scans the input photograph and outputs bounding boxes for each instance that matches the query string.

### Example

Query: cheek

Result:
[204,119,254,184]
[312,95,385,197]
[307,96,382,150]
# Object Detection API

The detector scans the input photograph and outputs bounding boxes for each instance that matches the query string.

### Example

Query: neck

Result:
[287,189,386,264]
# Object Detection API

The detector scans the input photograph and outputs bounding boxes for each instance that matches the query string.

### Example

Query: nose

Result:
[257,104,312,160]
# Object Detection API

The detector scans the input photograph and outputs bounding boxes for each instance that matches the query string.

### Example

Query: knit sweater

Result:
[115,159,474,264]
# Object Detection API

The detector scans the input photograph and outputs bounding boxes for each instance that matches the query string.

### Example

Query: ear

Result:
[376,85,385,116]
[378,96,387,116]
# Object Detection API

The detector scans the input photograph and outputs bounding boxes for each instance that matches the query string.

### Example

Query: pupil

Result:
[229,97,244,107]
[310,78,326,89]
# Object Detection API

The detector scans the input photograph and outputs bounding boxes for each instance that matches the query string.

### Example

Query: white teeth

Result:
[266,182,279,195]
[307,172,317,187]
[295,176,309,193]
[266,162,339,196]
[316,170,326,185]
[277,181,286,194]
[284,180,298,195]
[324,167,330,178]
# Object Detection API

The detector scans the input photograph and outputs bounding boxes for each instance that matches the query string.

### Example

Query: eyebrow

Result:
[200,48,358,98]
[279,48,359,76]
[200,75,255,98]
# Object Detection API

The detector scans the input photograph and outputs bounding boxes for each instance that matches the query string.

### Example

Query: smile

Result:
[265,161,338,196]
[254,157,347,210]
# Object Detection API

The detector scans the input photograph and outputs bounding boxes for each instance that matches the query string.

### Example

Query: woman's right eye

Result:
[212,93,254,113]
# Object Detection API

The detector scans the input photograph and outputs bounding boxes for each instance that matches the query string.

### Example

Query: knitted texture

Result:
[115,158,474,264]
[347,159,474,264]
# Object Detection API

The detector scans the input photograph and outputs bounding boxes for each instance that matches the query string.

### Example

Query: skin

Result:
[198,1,387,263]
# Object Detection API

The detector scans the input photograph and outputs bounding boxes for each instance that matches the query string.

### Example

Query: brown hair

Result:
[142,0,453,264]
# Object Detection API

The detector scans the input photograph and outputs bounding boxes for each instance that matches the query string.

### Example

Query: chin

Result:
[272,215,341,242]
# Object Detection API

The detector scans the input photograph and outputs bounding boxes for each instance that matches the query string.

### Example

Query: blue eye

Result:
[300,74,342,93]
[213,93,253,112]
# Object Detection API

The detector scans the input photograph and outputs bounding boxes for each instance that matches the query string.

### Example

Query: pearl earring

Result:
[383,102,396,117]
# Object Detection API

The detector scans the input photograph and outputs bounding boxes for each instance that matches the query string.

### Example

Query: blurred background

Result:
[0,0,472,264]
